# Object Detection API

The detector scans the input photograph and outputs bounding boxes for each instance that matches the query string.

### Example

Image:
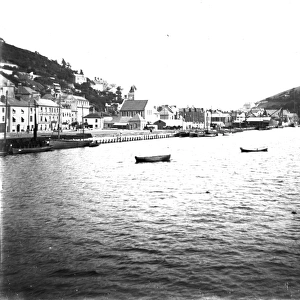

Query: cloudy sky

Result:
[2,0,300,110]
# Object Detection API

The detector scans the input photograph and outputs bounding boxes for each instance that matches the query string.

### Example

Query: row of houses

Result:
[1,73,299,133]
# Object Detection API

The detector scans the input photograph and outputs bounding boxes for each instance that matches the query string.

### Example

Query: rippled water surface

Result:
[1,128,300,300]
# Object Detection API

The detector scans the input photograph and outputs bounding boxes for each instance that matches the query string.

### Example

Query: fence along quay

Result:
[95,133,173,144]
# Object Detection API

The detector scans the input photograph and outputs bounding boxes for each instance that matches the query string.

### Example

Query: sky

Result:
[2,0,300,110]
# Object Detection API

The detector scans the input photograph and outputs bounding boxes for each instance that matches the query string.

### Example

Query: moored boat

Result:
[49,139,90,149]
[204,132,217,137]
[223,131,233,136]
[135,154,171,163]
[240,147,268,153]
[12,146,53,155]
[89,141,100,147]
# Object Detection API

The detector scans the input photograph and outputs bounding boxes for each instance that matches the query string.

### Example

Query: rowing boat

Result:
[135,154,171,163]
[240,147,268,153]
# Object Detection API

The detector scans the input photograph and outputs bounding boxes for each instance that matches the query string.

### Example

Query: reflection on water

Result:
[1,128,300,299]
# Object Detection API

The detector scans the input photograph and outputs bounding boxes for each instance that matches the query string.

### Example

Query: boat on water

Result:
[89,141,100,147]
[223,131,233,136]
[204,132,217,137]
[240,147,268,153]
[12,146,53,155]
[49,99,91,149]
[49,139,90,149]
[135,154,171,163]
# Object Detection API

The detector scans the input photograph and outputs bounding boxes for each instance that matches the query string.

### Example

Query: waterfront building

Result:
[36,98,59,131]
[5,97,34,133]
[211,110,231,128]
[84,113,104,130]
[72,95,90,124]
[119,99,159,128]
[179,107,211,129]
[128,114,147,130]
[60,103,73,129]
[44,93,90,126]
[155,105,184,129]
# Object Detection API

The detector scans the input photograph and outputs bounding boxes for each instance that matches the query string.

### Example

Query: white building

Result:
[84,113,104,130]
[36,98,59,131]
[74,74,87,85]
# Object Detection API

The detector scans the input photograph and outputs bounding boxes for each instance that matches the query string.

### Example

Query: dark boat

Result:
[89,141,100,147]
[12,146,53,155]
[49,139,90,149]
[135,154,171,163]
[240,147,268,153]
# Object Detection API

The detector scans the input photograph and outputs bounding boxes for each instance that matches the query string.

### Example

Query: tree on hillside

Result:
[115,86,123,103]
[61,59,66,68]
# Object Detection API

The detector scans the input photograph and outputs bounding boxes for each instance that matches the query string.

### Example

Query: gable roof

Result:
[120,100,148,111]
[6,97,30,107]
[129,114,146,122]
[84,113,102,118]
[37,99,58,107]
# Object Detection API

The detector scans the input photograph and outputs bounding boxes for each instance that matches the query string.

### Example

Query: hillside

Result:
[0,41,123,112]
[256,86,300,113]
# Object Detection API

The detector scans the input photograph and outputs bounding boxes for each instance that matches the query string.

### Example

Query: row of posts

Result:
[96,133,172,144]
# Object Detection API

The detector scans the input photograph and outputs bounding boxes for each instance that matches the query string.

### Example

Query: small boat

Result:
[12,146,53,155]
[89,141,100,147]
[223,131,233,136]
[135,154,171,163]
[204,133,217,137]
[240,147,268,153]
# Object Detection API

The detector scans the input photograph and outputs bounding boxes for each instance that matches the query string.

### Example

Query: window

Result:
[21,109,24,114]
[21,117,24,123]
[30,116,33,122]
[2,108,4,113]
[12,117,16,123]
[95,119,98,123]
[2,116,4,122]
[40,116,43,122]
[12,109,16,114]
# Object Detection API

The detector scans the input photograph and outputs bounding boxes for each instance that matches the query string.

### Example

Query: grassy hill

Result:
[0,41,122,112]
[256,87,300,114]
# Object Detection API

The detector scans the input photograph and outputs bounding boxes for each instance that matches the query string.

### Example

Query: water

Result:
[1,128,300,300]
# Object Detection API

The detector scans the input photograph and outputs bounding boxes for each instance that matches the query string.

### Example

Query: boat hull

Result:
[135,154,171,163]
[240,147,268,153]
[12,146,53,154]
[49,139,90,149]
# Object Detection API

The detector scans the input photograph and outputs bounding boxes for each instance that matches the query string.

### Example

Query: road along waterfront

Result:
[1,127,300,299]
